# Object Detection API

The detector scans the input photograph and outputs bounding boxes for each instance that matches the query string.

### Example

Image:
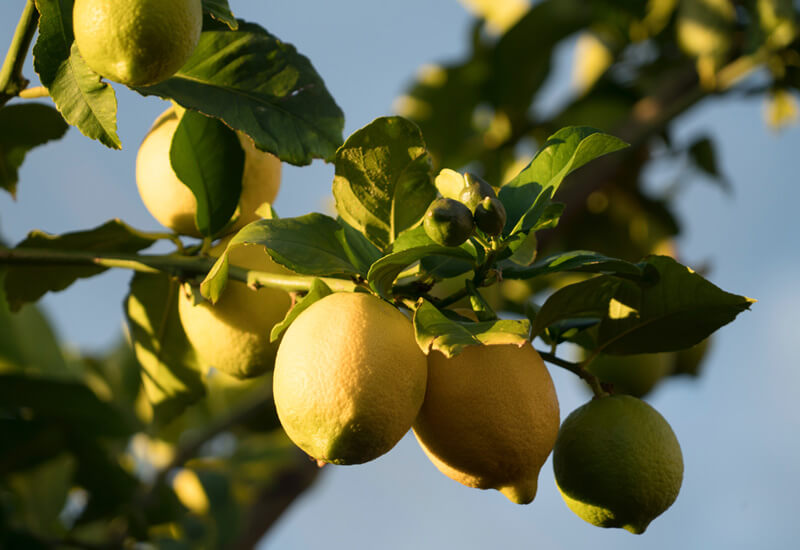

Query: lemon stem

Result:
[0,0,38,107]
[537,349,609,398]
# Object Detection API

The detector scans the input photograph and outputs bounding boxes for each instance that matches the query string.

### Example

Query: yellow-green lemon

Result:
[178,238,292,379]
[553,395,683,534]
[413,343,560,504]
[73,0,203,87]
[136,107,282,237]
[273,292,428,465]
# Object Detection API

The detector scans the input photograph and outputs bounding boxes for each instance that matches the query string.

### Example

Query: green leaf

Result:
[688,136,731,192]
[595,256,755,354]
[498,126,628,234]
[0,373,133,437]
[0,103,68,197]
[336,218,383,275]
[202,0,238,30]
[413,299,530,357]
[170,109,244,237]
[209,214,361,284]
[137,20,343,165]
[531,275,623,338]
[125,272,204,427]
[368,243,476,299]
[3,220,157,311]
[333,116,435,250]
[270,279,332,342]
[0,300,69,376]
[33,0,120,148]
[505,231,538,266]
[502,250,644,280]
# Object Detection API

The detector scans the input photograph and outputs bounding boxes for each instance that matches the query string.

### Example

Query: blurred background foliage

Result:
[1,0,797,548]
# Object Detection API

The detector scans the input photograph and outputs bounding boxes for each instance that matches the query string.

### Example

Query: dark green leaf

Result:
[5,453,74,535]
[531,275,623,337]
[0,103,68,197]
[125,272,204,427]
[335,218,384,275]
[33,0,120,148]
[170,109,244,236]
[202,0,238,29]
[595,256,755,354]
[498,126,628,234]
[270,278,332,342]
[137,20,343,165]
[4,220,157,311]
[368,243,476,299]
[413,299,530,357]
[333,117,435,250]
[0,373,132,437]
[465,280,496,322]
[502,250,644,279]
[203,215,360,294]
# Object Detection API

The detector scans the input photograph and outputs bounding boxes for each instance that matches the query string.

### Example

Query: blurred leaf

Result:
[137,20,343,165]
[672,337,712,376]
[7,454,74,536]
[33,0,120,148]
[125,272,204,427]
[4,220,156,311]
[502,250,644,279]
[499,126,628,234]
[270,279,332,342]
[488,0,591,115]
[202,0,238,29]
[595,256,754,354]
[0,419,67,475]
[0,303,69,375]
[413,299,530,357]
[0,103,68,197]
[170,109,244,237]
[333,117,435,250]
[368,243,476,299]
[0,373,133,437]
[688,136,731,191]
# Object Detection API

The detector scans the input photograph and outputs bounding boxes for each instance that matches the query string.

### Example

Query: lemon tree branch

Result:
[538,349,609,398]
[0,0,38,107]
[0,246,359,293]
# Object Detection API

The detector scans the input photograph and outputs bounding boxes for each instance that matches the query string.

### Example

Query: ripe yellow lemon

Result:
[136,107,282,237]
[73,0,203,87]
[413,343,560,504]
[178,238,292,379]
[273,292,427,465]
[553,395,683,534]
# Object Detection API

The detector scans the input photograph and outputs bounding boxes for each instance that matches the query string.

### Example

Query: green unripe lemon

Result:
[423,198,474,247]
[73,0,203,87]
[473,196,507,236]
[273,293,428,465]
[553,395,683,534]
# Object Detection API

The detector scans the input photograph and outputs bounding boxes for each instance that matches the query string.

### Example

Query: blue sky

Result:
[1,1,799,548]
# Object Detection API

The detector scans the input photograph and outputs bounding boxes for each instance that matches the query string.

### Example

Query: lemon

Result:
[553,395,683,534]
[136,107,282,237]
[273,292,427,465]
[73,0,203,87]
[586,352,675,397]
[413,343,560,504]
[178,237,292,379]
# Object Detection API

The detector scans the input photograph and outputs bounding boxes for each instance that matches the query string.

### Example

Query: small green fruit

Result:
[473,196,507,236]
[424,198,475,247]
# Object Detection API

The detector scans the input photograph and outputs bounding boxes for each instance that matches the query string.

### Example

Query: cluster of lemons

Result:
[78,0,684,534]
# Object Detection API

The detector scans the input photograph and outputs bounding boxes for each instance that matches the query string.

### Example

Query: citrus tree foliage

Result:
[0,0,790,547]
